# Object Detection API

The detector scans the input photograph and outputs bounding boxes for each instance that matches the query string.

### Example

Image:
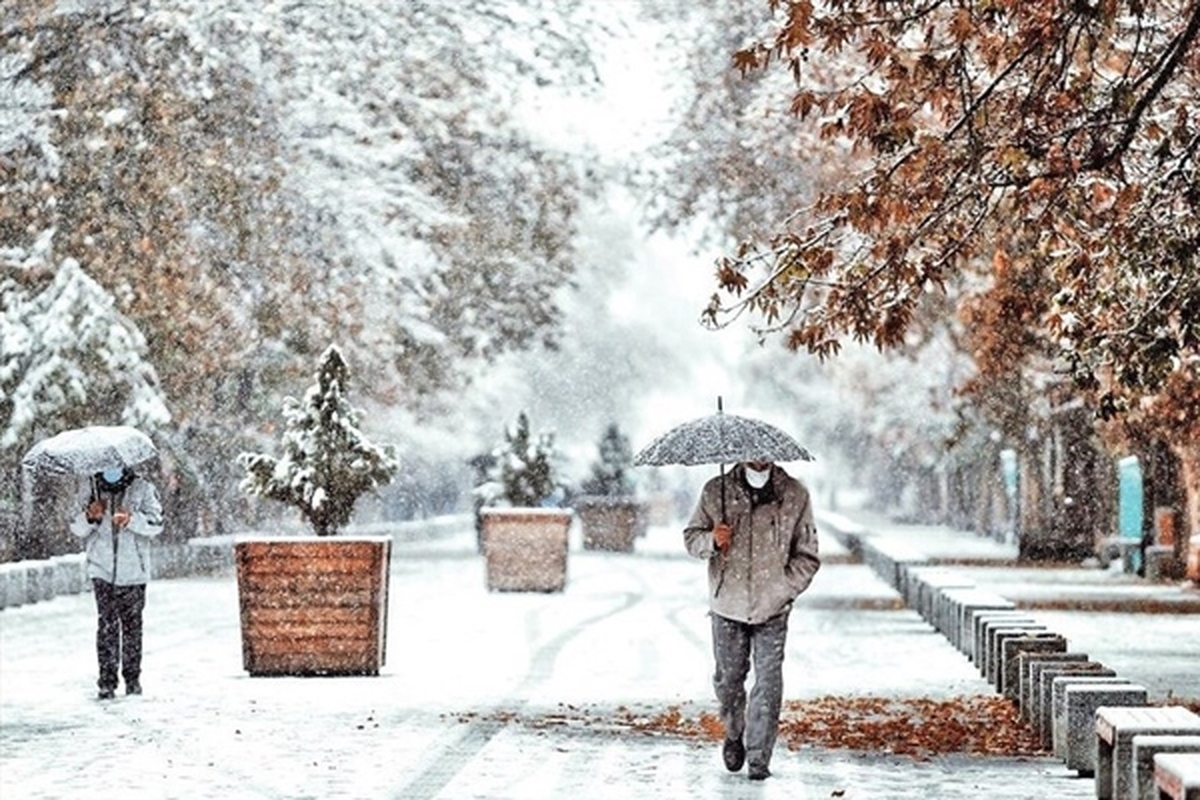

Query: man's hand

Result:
[86,499,106,524]
[713,523,732,552]
[112,509,131,528]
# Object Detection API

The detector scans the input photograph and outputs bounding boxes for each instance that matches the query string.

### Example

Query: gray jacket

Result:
[683,464,820,624]
[69,475,164,585]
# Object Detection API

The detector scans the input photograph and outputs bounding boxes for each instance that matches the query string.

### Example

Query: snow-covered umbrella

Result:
[21,425,159,479]
[633,398,813,522]
[633,399,813,467]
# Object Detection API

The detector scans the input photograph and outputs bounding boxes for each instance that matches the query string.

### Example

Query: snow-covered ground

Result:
[2,518,1193,799]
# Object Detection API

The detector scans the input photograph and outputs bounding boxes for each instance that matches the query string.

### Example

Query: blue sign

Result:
[1117,456,1143,573]
[1117,456,1143,541]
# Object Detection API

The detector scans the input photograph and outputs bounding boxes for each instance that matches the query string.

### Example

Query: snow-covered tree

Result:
[2,1,299,411]
[1,240,170,450]
[476,411,565,509]
[643,1,822,247]
[580,423,636,497]
[1,0,602,400]
[238,345,399,537]
[0,0,608,531]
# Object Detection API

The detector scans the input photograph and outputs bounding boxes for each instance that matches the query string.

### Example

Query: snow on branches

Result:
[475,411,566,509]
[1,249,170,448]
[238,345,399,536]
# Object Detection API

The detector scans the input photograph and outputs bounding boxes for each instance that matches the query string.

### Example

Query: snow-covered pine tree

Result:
[238,345,398,536]
[478,411,563,509]
[0,250,170,450]
[581,423,635,497]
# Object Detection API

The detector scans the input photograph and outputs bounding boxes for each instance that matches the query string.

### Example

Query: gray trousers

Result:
[710,610,790,768]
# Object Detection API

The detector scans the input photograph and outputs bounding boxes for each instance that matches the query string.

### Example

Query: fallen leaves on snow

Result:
[456,695,1200,759]
[775,695,1042,758]
[459,695,1045,759]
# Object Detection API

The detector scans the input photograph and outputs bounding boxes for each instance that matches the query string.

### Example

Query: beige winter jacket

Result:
[683,464,820,624]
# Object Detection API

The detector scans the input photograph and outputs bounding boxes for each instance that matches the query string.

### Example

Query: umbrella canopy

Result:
[21,425,158,478]
[633,410,814,467]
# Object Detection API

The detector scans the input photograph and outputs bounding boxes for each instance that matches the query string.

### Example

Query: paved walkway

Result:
[2,513,1194,799]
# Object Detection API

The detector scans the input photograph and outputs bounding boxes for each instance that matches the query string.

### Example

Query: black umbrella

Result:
[633,397,813,520]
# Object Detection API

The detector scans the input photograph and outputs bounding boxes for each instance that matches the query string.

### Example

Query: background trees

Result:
[0,0,605,554]
[5,1,1197,571]
[652,1,1200,566]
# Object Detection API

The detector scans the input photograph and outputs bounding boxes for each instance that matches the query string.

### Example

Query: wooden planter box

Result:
[480,508,571,592]
[234,536,391,676]
[576,497,646,553]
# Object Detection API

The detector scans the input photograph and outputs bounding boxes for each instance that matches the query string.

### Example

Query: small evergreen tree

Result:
[581,423,635,497]
[238,345,399,536]
[1,254,170,450]
[476,411,563,508]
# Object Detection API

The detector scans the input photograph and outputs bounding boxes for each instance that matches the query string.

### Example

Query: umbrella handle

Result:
[719,462,726,524]
[717,396,726,523]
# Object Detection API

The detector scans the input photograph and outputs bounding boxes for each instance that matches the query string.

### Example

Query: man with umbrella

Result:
[69,463,164,700]
[23,425,165,698]
[683,457,820,780]
[24,425,165,699]
[637,402,820,781]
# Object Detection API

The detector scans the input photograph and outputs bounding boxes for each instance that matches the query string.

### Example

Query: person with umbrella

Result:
[636,402,820,781]
[683,458,820,780]
[69,465,164,700]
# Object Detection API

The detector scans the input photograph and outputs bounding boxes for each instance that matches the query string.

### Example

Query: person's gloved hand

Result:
[713,523,732,551]
[86,499,106,524]
[112,509,131,528]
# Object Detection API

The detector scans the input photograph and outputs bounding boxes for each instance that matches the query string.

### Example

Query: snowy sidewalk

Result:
[821,507,1200,702]
[3,519,1186,799]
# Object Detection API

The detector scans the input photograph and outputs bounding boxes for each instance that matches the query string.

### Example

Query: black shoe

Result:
[97,688,116,700]
[125,682,142,696]
[722,738,745,772]
[748,763,771,781]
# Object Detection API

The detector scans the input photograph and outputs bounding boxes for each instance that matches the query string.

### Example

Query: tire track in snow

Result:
[664,604,710,654]
[399,574,646,799]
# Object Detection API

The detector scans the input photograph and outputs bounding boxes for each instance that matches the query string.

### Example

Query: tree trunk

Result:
[1017,408,1108,563]
[1017,445,1051,559]
[1171,442,1200,583]
[1053,406,1105,561]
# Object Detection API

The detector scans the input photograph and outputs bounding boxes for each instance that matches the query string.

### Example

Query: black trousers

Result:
[92,579,146,690]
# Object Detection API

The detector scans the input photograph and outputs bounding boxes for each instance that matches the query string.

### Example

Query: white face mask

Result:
[744,466,771,489]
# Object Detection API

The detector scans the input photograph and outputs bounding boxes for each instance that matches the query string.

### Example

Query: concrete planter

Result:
[480,508,571,592]
[575,497,646,553]
[234,536,391,677]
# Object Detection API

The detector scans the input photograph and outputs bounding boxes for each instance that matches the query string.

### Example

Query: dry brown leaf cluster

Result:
[775,696,1042,758]
[1166,698,1200,716]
